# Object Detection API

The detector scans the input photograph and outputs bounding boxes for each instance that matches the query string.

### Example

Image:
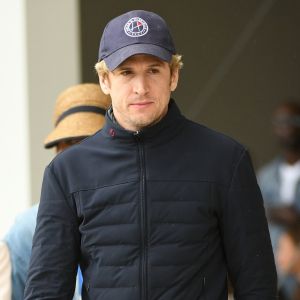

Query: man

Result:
[25,10,277,299]
[0,83,110,300]
[258,101,300,246]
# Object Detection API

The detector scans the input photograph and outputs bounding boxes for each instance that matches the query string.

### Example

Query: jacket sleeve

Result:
[219,149,278,299]
[24,166,80,300]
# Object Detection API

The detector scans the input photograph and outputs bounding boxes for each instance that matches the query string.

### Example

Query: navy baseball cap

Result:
[98,10,176,70]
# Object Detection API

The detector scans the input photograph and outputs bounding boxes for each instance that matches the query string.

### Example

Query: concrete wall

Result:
[27,0,81,206]
[0,0,80,236]
[0,0,29,236]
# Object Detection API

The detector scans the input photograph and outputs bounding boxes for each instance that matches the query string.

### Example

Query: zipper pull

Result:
[133,131,141,141]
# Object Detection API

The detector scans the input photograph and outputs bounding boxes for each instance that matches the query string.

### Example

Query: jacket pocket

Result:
[82,280,90,294]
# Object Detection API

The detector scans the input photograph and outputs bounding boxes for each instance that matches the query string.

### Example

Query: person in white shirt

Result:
[258,100,300,294]
[258,100,300,230]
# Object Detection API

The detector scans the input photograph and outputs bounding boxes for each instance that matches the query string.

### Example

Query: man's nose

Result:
[133,75,149,95]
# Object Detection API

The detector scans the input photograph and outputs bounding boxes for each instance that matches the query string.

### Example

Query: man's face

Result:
[273,105,300,151]
[99,54,179,132]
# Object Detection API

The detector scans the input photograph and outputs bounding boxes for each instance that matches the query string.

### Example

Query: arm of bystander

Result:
[0,241,12,300]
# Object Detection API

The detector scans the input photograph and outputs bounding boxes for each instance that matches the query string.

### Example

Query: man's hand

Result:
[268,206,300,226]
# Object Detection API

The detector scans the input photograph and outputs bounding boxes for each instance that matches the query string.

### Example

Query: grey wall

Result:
[27,0,80,204]
[80,0,300,169]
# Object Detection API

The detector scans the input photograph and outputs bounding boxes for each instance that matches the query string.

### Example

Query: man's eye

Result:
[120,70,132,76]
[149,68,159,74]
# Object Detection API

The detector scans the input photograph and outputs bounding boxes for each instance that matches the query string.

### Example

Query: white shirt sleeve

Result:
[279,161,300,204]
[0,241,12,300]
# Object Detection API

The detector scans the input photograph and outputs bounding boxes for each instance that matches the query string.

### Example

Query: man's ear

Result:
[170,68,179,92]
[98,73,111,95]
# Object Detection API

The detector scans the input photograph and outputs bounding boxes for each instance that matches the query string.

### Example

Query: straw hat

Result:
[44,83,111,148]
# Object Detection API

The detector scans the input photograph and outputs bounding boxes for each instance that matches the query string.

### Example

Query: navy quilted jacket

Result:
[24,100,277,299]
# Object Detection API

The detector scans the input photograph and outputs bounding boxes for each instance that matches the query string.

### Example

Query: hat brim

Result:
[44,112,106,149]
[103,43,173,70]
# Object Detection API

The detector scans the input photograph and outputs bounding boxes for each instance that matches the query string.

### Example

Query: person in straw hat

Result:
[0,83,110,300]
[45,82,111,150]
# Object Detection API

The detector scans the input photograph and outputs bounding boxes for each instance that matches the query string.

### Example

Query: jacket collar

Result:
[102,99,185,143]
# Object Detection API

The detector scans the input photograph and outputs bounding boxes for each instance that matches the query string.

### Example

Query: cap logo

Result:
[124,17,148,37]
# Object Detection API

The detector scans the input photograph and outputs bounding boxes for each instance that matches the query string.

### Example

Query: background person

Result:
[0,83,111,300]
[258,100,300,249]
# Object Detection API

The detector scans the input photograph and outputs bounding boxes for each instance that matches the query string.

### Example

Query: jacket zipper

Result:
[134,131,148,300]
[202,277,206,300]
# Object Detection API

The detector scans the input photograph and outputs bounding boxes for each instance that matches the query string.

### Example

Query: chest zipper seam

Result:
[135,132,148,300]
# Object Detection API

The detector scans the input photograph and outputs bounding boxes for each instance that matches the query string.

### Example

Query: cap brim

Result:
[103,44,173,71]
[44,112,106,149]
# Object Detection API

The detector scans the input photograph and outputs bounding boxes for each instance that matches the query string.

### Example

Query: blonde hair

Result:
[95,54,183,77]
[170,54,183,74]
